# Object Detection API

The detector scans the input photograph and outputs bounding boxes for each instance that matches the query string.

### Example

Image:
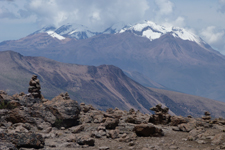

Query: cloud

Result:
[219,0,225,13]
[0,0,225,54]
[200,26,225,54]
[0,6,16,18]
[0,0,30,19]
[24,0,149,30]
[154,0,173,15]
[152,0,185,29]
[200,26,224,44]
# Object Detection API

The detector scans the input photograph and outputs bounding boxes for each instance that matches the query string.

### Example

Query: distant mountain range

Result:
[1,50,225,118]
[0,20,225,102]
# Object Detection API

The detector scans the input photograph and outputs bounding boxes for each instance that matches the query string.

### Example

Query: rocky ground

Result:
[1,90,225,150]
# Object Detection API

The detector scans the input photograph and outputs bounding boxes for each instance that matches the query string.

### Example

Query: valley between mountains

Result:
[0,51,225,118]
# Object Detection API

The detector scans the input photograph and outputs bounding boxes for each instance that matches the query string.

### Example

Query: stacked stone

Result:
[28,75,41,98]
[202,111,211,121]
[149,104,171,125]
[59,92,71,100]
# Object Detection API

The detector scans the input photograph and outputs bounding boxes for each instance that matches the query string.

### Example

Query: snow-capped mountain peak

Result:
[119,20,204,45]
[32,23,100,40]
[31,20,206,46]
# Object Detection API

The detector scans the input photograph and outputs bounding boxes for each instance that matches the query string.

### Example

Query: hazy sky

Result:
[0,0,225,54]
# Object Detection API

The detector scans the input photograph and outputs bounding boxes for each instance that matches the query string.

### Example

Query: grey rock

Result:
[77,135,95,146]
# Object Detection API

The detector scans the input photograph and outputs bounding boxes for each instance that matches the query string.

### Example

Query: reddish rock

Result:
[103,118,119,129]
[170,116,187,126]
[6,107,35,124]
[133,123,164,137]
[107,129,119,139]
[178,119,197,132]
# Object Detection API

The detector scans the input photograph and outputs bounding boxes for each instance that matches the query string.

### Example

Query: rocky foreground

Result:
[1,91,225,150]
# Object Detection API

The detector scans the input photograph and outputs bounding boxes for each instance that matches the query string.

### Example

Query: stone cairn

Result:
[149,104,171,125]
[28,75,41,98]
[202,111,211,122]
[59,92,71,100]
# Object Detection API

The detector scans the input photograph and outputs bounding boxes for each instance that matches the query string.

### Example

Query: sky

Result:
[0,0,225,54]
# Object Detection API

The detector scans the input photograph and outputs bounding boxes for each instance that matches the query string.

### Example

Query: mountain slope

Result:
[0,21,225,102]
[0,50,164,113]
[1,51,225,117]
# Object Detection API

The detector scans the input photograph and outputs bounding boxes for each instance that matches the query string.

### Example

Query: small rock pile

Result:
[149,104,171,125]
[59,92,70,100]
[202,111,211,122]
[28,75,42,98]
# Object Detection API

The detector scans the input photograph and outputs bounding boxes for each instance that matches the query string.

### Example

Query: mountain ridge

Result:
[1,50,225,117]
[31,20,209,47]
[0,21,225,102]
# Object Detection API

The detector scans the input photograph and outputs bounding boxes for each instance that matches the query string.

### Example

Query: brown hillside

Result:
[0,51,225,117]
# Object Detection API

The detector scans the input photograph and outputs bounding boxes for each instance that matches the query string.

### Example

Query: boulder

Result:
[5,94,80,129]
[76,135,95,146]
[0,109,8,116]
[212,118,225,125]
[0,141,18,150]
[133,123,164,137]
[14,96,42,107]
[178,119,197,132]
[211,133,225,145]
[107,129,119,139]
[103,118,119,129]
[187,127,205,141]
[7,123,29,134]
[68,124,84,133]
[29,103,56,124]
[5,107,35,124]
[170,116,188,126]
[12,93,25,101]
[44,94,81,128]
[0,132,45,149]
[0,90,12,100]
[80,103,95,113]
[124,114,149,124]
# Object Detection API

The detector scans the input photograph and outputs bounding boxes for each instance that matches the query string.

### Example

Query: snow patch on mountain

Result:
[46,31,65,40]
[143,30,161,40]
[33,24,100,40]
[119,21,204,45]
